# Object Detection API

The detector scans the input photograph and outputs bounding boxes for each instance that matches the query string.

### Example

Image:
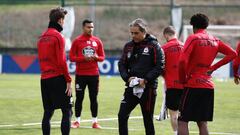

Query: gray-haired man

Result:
[118,18,165,135]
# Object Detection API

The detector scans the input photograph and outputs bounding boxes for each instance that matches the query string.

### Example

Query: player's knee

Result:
[118,111,128,121]
[75,91,84,98]
[62,108,72,118]
[90,97,97,103]
[197,121,207,128]
[118,112,123,119]
[170,114,178,121]
[43,109,54,119]
[90,93,98,100]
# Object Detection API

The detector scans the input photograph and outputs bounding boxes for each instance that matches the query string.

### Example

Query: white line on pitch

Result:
[0,125,15,128]
[22,116,144,126]
[190,131,240,135]
[48,125,139,131]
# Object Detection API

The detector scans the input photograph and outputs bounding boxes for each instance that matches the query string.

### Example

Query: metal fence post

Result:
[61,0,65,7]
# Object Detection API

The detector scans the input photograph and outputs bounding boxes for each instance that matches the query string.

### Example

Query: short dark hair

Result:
[49,7,67,22]
[190,13,209,29]
[82,19,93,27]
[163,26,176,36]
[129,18,148,33]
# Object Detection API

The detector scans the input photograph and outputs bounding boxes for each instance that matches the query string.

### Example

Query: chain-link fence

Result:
[0,0,240,56]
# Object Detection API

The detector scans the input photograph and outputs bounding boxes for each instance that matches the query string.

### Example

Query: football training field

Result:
[0,74,239,135]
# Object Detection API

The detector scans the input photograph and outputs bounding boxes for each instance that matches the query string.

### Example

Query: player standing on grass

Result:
[69,19,105,129]
[233,41,240,85]
[178,13,237,135]
[118,18,165,135]
[161,26,183,135]
[37,7,73,135]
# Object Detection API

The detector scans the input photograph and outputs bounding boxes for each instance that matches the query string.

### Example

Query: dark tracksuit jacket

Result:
[118,34,165,88]
[118,34,165,135]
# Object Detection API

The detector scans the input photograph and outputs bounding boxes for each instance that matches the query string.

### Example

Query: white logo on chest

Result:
[92,41,97,47]
[87,40,91,44]
[127,52,131,58]
[142,47,149,55]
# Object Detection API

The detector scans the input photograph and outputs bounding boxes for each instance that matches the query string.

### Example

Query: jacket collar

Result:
[48,21,63,32]
[195,29,206,34]
[80,33,93,39]
[168,38,177,42]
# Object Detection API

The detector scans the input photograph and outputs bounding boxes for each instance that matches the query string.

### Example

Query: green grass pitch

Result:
[0,74,239,135]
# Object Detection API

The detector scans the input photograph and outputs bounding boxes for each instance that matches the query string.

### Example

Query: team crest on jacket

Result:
[142,47,149,55]
[92,41,97,47]
[82,46,95,56]
[127,52,131,58]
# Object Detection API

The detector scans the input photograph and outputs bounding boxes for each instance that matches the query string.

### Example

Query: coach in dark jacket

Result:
[118,18,165,135]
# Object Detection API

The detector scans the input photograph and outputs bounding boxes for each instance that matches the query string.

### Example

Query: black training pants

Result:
[74,75,99,118]
[118,87,156,135]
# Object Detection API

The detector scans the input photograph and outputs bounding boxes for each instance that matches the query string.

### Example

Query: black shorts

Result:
[41,75,73,110]
[75,75,99,94]
[166,88,183,111]
[178,88,214,122]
